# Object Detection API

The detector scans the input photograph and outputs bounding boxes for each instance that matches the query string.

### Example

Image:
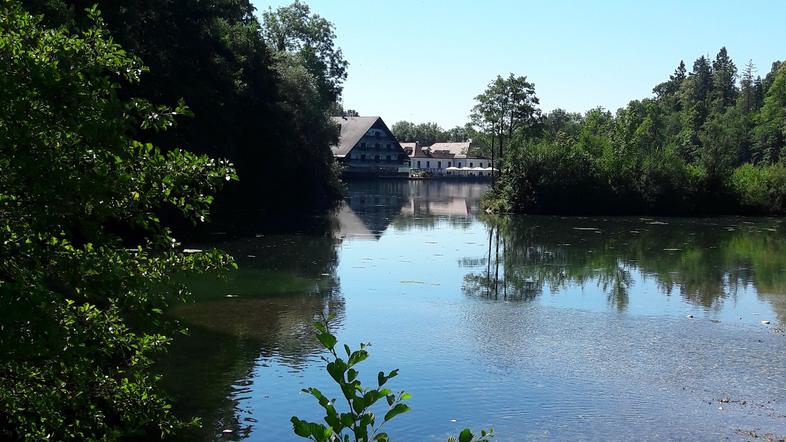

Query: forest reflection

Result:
[463,215,786,317]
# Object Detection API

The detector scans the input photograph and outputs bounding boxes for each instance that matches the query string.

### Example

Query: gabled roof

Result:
[428,141,472,158]
[399,142,418,155]
[330,116,382,157]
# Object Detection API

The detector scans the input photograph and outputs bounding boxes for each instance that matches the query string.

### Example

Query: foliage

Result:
[292,315,493,442]
[730,163,786,213]
[479,48,786,215]
[25,0,343,212]
[470,74,542,163]
[390,121,471,146]
[262,0,348,106]
[0,3,235,439]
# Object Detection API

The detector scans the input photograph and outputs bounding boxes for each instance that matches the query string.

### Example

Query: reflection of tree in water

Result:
[164,217,345,440]
[463,216,786,313]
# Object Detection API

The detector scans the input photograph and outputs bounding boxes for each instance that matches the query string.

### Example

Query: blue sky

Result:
[252,0,786,128]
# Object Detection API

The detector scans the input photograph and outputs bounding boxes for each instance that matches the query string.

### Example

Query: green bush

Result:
[0,3,235,439]
[731,163,786,213]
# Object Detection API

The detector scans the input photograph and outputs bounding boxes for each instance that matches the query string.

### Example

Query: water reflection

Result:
[165,180,786,441]
[337,180,486,239]
[164,220,344,440]
[462,215,786,321]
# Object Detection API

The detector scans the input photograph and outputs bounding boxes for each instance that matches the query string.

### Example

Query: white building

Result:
[408,141,495,177]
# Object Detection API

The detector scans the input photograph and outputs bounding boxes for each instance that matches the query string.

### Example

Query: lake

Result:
[163,180,786,441]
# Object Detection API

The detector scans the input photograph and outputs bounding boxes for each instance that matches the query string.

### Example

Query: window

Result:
[458,162,462,168]
[417,160,421,168]
[437,161,441,168]
[448,161,452,167]
[426,161,430,168]
[470,162,474,167]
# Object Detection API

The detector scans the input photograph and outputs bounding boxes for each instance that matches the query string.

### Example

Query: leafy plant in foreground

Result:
[291,314,493,442]
[0,3,236,439]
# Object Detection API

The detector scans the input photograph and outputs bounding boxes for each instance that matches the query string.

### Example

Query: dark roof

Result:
[330,116,380,157]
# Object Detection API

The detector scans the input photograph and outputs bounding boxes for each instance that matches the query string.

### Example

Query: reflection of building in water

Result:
[401,197,468,217]
[335,181,491,240]
[336,183,410,240]
[335,203,381,240]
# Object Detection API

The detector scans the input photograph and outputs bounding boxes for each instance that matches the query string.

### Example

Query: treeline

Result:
[24,0,345,214]
[480,48,786,215]
[391,120,472,146]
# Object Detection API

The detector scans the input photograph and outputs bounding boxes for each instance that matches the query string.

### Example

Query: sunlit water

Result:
[163,180,786,441]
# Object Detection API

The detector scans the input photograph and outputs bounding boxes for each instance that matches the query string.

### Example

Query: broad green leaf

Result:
[383,403,410,422]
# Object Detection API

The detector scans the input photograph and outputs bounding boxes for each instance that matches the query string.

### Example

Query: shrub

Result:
[0,4,235,439]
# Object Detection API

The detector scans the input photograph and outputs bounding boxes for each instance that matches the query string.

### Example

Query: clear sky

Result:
[252,0,786,128]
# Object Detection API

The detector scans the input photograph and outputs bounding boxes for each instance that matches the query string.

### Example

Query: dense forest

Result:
[477,49,786,215]
[23,0,346,215]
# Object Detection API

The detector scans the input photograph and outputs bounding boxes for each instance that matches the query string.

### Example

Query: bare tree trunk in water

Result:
[502,236,507,300]
[494,227,500,299]
[486,225,493,298]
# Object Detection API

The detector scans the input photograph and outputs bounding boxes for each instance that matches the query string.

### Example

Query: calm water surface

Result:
[164,180,786,441]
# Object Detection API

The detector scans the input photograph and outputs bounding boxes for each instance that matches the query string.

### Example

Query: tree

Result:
[542,109,583,144]
[653,60,687,102]
[390,121,447,145]
[738,59,763,115]
[391,120,415,142]
[753,62,786,163]
[262,0,349,105]
[677,56,714,160]
[25,0,344,212]
[471,74,542,184]
[445,125,471,142]
[0,4,236,438]
[711,47,738,108]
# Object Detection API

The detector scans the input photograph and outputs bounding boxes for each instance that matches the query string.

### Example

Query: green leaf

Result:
[290,417,312,438]
[383,403,411,422]
[347,349,368,367]
[326,360,346,384]
[352,396,366,414]
[459,428,473,442]
[317,332,337,350]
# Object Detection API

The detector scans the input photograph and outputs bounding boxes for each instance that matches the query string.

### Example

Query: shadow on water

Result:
[161,217,345,440]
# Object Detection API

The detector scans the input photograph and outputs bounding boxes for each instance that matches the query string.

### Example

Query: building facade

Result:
[331,116,410,176]
[407,141,495,177]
